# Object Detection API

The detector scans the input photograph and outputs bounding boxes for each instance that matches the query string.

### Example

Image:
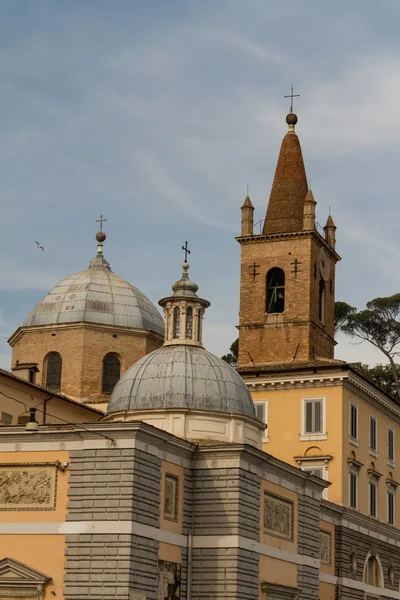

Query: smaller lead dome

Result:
[106,345,256,418]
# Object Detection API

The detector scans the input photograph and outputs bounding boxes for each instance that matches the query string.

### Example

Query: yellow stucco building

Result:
[237,111,400,534]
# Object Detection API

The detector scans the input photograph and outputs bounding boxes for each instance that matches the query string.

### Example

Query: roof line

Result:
[0,368,104,415]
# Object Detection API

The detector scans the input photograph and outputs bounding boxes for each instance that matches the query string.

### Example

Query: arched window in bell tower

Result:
[266,268,285,314]
[186,306,193,339]
[45,352,62,391]
[319,280,326,323]
[102,353,121,394]
[173,307,181,339]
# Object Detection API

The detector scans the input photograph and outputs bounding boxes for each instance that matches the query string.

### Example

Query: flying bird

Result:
[35,241,44,251]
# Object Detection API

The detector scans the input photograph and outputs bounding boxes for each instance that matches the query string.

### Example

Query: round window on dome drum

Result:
[102,354,121,394]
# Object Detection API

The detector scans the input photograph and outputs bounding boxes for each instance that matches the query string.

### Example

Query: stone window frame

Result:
[266,267,285,314]
[369,414,378,457]
[254,400,269,442]
[367,468,382,519]
[349,401,358,446]
[44,351,62,391]
[386,478,398,525]
[102,352,121,395]
[347,455,362,510]
[263,491,294,542]
[388,427,395,467]
[0,557,51,599]
[300,396,327,441]
[164,473,179,522]
[295,455,332,500]
[363,552,384,589]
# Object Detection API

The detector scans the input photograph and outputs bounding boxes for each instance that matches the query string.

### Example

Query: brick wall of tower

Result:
[238,234,335,367]
[10,324,163,404]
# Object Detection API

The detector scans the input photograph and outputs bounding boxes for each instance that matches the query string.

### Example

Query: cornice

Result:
[236,229,341,262]
[198,443,329,492]
[321,500,400,544]
[8,321,164,346]
[244,368,400,421]
[0,421,197,459]
[345,373,400,421]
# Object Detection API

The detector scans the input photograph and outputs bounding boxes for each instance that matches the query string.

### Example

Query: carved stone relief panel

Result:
[320,530,332,566]
[164,474,179,522]
[157,561,181,600]
[0,463,58,511]
[263,492,294,541]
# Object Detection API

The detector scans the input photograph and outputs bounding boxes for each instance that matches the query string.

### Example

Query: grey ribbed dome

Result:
[107,345,256,418]
[23,259,164,335]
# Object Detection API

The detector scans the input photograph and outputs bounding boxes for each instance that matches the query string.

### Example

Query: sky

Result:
[1,0,400,369]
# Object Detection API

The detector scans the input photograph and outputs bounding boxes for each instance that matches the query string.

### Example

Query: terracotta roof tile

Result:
[262,129,308,234]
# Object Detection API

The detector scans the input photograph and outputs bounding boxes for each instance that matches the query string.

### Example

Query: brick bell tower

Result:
[237,111,340,369]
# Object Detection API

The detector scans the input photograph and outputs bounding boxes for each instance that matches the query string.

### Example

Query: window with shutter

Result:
[254,401,268,441]
[349,471,357,509]
[350,403,358,441]
[369,481,377,517]
[388,489,395,525]
[370,416,377,454]
[304,400,322,433]
[388,428,394,464]
[301,398,326,440]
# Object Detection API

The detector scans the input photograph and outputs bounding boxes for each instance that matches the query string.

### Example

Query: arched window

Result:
[364,555,383,587]
[46,352,62,391]
[173,307,181,339]
[102,354,121,394]
[319,280,325,322]
[186,307,193,339]
[266,268,285,314]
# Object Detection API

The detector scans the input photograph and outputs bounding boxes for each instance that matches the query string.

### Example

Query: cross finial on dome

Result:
[89,215,111,270]
[182,240,190,264]
[95,215,107,255]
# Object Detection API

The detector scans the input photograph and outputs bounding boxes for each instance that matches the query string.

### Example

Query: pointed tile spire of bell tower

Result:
[262,112,308,235]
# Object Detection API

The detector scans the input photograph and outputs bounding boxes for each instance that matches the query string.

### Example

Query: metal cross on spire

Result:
[182,241,191,263]
[284,85,300,114]
[96,214,107,232]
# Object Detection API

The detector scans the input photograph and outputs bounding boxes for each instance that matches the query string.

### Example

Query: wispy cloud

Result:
[1,0,400,370]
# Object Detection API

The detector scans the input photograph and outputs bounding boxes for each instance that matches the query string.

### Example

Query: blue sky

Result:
[1,0,400,368]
